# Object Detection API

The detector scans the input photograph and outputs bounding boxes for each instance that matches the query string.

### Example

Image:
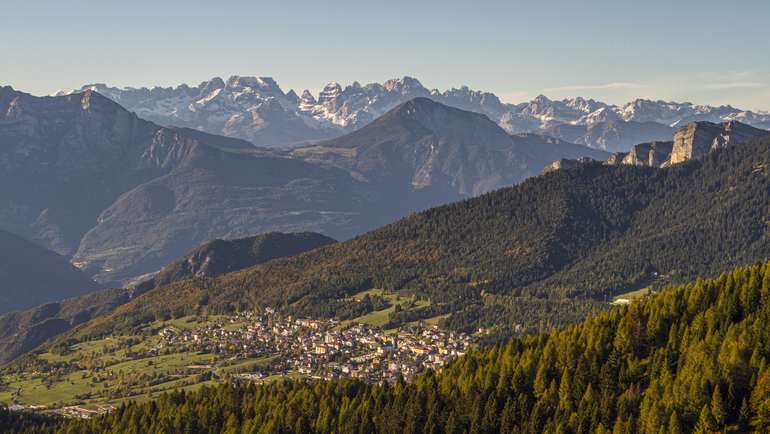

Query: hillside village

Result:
[159,309,473,384]
[1,309,473,419]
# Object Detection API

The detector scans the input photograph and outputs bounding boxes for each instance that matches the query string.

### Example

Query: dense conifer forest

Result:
[8,260,770,433]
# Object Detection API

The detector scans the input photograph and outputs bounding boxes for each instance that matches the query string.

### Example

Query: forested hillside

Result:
[71,137,770,337]
[10,260,770,433]
[140,232,336,291]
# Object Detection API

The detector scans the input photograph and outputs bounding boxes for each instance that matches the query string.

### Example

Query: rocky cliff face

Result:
[606,121,769,168]
[669,121,770,164]
[619,141,674,166]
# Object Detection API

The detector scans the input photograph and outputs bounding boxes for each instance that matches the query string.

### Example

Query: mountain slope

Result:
[60,96,605,281]
[0,86,258,259]
[295,98,608,198]
[0,232,334,364]
[70,143,370,283]
[142,231,336,290]
[20,261,770,433]
[72,136,770,338]
[0,230,98,315]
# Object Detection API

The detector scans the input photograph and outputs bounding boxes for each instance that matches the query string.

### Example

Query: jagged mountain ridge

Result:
[65,76,770,151]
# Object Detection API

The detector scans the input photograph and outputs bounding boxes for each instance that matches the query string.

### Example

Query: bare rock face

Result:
[669,121,770,164]
[605,152,628,166]
[621,141,673,167]
[540,157,596,175]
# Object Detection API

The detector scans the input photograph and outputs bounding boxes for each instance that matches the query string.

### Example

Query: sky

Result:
[2,0,770,110]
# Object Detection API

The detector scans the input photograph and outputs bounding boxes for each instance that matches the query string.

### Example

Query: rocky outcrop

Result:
[540,157,596,175]
[669,121,770,164]
[620,141,673,166]
[548,120,769,172]
[605,152,628,166]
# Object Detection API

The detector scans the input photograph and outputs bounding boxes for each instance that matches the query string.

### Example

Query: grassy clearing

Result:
[0,315,242,408]
[219,355,278,374]
[343,289,431,329]
[612,286,653,305]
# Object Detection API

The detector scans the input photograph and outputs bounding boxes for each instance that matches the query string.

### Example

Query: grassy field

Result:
[611,286,653,305]
[0,315,254,409]
[342,289,431,329]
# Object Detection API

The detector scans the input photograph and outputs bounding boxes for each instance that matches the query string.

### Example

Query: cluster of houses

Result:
[6,403,115,419]
[58,404,115,419]
[158,309,473,384]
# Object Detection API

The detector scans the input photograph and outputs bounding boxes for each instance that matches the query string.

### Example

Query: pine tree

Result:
[693,404,716,434]
[500,398,517,434]
[558,368,573,413]
[738,398,751,430]
[710,386,726,428]
[667,410,681,434]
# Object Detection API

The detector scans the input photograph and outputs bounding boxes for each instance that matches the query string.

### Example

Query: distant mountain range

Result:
[65,76,770,151]
[0,87,605,285]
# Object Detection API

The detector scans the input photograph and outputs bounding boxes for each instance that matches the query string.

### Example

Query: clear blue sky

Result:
[3,0,770,110]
